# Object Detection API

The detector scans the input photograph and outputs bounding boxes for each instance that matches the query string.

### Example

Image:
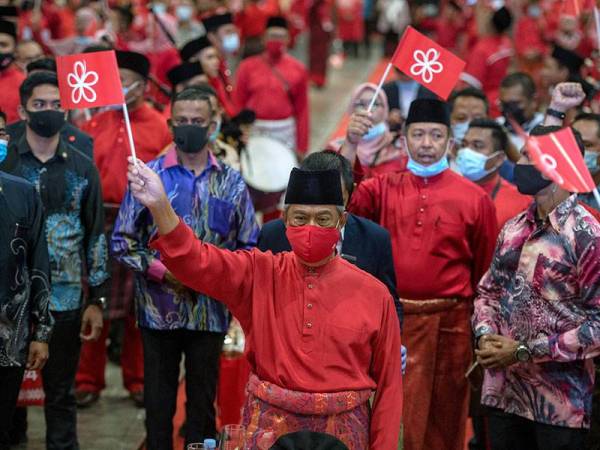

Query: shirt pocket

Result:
[208,196,235,237]
[430,219,468,259]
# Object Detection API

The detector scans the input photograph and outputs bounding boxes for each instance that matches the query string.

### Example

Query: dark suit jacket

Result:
[258,214,403,326]
[7,120,94,158]
[382,80,436,113]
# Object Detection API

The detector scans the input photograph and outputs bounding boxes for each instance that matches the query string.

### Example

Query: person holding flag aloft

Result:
[348,98,498,450]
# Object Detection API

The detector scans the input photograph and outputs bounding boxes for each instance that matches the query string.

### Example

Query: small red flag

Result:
[56,51,124,110]
[390,26,466,100]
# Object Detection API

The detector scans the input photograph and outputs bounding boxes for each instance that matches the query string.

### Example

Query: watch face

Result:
[516,346,530,362]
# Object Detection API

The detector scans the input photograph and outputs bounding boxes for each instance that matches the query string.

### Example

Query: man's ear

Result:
[485,151,506,171]
[18,104,27,121]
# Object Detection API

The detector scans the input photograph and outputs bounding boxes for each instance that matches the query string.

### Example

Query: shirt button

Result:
[117,138,123,143]
[307,303,313,309]
[419,207,424,213]
[417,221,423,227]
[308,283,314,289]
[226,85,233,92]
[306,322,312,328]
[119,127,125,133]
[421,195,427,200]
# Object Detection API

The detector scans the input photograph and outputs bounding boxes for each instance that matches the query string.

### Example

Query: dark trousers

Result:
[141,328,225,450]
[43,309,82,450]
[0,366,25,450]
[488,408,588,450]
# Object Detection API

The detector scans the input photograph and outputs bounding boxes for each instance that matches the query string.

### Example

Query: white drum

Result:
[241,135,298,193]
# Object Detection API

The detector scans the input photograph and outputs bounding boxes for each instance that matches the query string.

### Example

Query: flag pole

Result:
[593,187,600,207]
[367,62,393,113]
[594,7,600,51]
[122,102,138,165]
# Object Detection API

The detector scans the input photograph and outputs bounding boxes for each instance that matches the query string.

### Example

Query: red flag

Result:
[390,26,466,100]
[56,51,124,110]
[517,124,595,193]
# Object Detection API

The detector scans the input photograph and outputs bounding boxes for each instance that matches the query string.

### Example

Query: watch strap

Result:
[546,108,566,120]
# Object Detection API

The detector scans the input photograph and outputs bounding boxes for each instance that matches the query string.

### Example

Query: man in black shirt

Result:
[9,71,109,450]
[0,111,53,450]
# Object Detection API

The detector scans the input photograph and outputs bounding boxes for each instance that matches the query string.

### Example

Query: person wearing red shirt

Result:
[235,0,280,57]
[75,51,172,408]
[0,20,25,124]
[348,99,498,450]
[308,0,333,87]
[202,13,238,92]
[234,16,309,154]
[125,163,402,450]
[461,5,514,118]
[180,36,238,118]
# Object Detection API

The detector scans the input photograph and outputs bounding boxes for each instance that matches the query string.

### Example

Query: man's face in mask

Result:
[169,98,216,151]
[119,68,145,108]
[264,27,289,60]
[405,122,451,166]
[499,84,537,125]
[284,204,345,229]
[16,40,43,72]
[215,23,239,54]
[450,95,487,126]
[573,119,600,172]
[0,32,16,70]
[19,83,66,138]
[198,46,220,78]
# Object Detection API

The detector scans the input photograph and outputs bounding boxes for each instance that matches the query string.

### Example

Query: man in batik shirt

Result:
[473,125,600,450]
[111,87,259,449]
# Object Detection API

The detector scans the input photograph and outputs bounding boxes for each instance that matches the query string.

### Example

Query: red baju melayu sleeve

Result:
[81,104,172,204]
[0,66,25,124]
[151,220,402,449]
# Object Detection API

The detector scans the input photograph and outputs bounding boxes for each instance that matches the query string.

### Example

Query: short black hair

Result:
[0,109,6,123]
[26,57,56,74]
[468,118,509,152]
[574,113,600,139]
[171,87,214,116]
[448,88,489,113]
[531,125,585,155]
[500,72,536,98]
[300,150,354,197]
[19,71,59,107]
[492,6,512,34]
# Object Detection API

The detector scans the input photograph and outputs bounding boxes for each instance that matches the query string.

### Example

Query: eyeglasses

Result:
[353,101,383,110]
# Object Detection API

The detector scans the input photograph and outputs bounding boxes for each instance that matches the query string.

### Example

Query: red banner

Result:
[390,26,466,100]
[56,51,124,110]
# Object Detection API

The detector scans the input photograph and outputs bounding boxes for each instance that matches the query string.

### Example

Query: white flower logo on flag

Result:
[67,61,99,104]
[410,48,443,84]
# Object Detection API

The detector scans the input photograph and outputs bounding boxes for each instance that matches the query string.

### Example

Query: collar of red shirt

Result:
[163,144,222,172]
[524,194,577,232]
[478,174,502,196]
[408,169,448,186]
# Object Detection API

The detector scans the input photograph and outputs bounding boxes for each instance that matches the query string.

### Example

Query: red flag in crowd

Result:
[56,51,124,110]
[526,127,595,193]
[390,26,466,100]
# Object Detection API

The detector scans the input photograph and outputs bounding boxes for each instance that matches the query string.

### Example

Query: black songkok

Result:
[266,16,288,29]
[284,168,343,206]
[167,62,204,87]
[116,50,150,79]
[405,98,450,127]
[180,36,212,62]
[202,13,233,33]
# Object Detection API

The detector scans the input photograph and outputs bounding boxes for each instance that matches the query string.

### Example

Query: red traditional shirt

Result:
[151,220,403,449]
[234,53,309,153]
[479,175,532,229]
[349,169,498,300]
[0,66,25,124]
[81,104,172,204]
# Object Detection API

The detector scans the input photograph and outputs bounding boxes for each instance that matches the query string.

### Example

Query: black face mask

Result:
[514,164,552,195]
[27,110,66,138]
[501,101,527,126]
[0,53,14,71]
[173,125,209,154]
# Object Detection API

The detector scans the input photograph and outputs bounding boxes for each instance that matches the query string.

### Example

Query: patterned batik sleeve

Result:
[528,227,600,363]
[472,228,506,335]
[82,165,110,301]
[28,188,53,343]
[233,177,260,250]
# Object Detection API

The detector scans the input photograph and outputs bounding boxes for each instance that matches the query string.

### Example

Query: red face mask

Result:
[285,225,340,264]
[265,40,285,60]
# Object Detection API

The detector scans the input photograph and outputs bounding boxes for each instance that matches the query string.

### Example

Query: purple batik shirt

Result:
[473,195,600,428]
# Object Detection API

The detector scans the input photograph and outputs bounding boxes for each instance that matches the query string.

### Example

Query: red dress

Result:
[336,0,364,42]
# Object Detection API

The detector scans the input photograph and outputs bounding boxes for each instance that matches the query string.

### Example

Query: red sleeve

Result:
[369,293,403,449]
[462,42,487,89]
[293,67,310,153]
[150,220,256,326]
[234,62,251,110]
[347,176,382,222]
[470,194,498,289]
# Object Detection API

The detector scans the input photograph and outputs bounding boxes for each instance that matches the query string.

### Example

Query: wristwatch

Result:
[87,297,106,310]
[514,343,532,362]
[474,325,492,348]
[546,108,566,121]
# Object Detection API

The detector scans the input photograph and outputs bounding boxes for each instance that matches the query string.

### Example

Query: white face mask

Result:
[451,121,469,143]
[222,33,240,53]
[455,147,499,181]
[176,5,193,21]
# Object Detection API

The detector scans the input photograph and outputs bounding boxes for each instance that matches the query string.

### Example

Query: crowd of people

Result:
[0,0,600,449]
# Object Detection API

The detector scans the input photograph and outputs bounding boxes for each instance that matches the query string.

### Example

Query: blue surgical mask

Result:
[222,33,240,53]
[362,122,386,141]
[456,147,497,181]
[152,3,167,14]
[527,4,541,18]
[0,139,7,163]
[451,121,469,143]
[176,5,193,21]
[407,153,449,178]
[209,119,221,142]
[585,150,600,175]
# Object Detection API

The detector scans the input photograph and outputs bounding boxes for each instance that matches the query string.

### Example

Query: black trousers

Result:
[488,408,588,450]
[42,309,82,450]
[141,328,225,450]
[0,366,25,450]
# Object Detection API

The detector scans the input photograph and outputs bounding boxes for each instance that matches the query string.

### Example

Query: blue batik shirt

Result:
[13,136,110,311]
[111,147,260,332]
